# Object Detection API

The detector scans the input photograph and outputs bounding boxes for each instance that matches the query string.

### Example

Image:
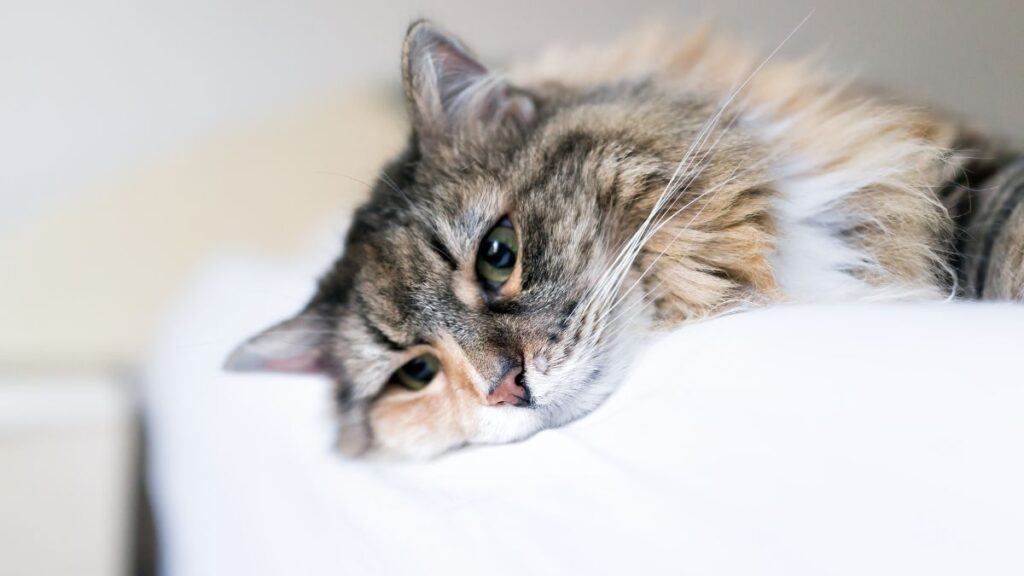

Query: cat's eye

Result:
[476,217,518,288]
[393,353,440,391]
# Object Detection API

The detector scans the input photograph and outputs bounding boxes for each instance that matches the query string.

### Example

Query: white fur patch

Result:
[749,112,946,303]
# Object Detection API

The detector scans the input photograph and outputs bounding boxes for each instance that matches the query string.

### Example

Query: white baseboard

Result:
[0,376,136,576]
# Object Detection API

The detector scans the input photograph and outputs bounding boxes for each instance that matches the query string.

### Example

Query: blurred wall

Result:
[3,0,1022,232]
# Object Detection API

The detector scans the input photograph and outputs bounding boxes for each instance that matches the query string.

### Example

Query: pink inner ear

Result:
[263,354,323,374]
[224,310,331,375]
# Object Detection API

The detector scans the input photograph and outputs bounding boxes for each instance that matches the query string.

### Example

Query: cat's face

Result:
[226,22,727,458]
[310,134,645,457]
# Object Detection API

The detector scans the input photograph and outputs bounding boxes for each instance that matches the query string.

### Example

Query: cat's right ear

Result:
[401,20,536,147]
[224,311,328,374]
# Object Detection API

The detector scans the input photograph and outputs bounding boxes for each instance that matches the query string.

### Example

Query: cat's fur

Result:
[226,21,1023,458]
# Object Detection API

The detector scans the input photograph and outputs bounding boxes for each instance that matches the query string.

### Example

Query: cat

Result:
[225,20,1024,459]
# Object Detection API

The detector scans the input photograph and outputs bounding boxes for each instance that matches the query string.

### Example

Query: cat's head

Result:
[226,21,760,458]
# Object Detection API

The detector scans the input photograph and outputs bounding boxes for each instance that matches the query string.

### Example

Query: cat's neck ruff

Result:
[753,105,954,304]
[725,46,957,305]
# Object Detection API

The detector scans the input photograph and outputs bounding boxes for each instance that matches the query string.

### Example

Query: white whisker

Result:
[579,11,815,347]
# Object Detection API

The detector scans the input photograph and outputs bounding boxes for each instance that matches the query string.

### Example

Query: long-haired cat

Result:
[226,21,1023,458]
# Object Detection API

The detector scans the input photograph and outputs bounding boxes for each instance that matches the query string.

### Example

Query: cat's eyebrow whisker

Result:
[597,112,724,276]
[588,132,752,325]
[594,166,748,323]
[316,169,416,207]
[379,171,401,192]
[645,105,749,234]
[581,13,812,324]
[608,155,768,312]
[581,89,733,313]
[583,75,755,314]
[316,170,379,191]
[243,329,338,336]
[592,144,775,338]
[581,170,692,316]
[600,129,750,307]
[593,183,745,330]
[594,158,769,338]
[637,10,811,231]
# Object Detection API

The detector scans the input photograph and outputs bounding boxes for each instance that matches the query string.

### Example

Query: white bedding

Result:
[145,247,1024,576]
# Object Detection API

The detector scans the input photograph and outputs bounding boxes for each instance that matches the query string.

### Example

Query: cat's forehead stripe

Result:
[427,232,458,269]
[360,316,405,352]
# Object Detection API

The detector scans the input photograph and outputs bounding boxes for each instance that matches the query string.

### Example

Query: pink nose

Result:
[487,367,530,406]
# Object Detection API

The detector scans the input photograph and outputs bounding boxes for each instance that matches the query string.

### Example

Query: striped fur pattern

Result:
[940,134,1024,300]
[226,22,1022,458]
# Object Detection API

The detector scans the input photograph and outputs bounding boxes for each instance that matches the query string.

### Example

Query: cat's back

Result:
[514,26,1023,302]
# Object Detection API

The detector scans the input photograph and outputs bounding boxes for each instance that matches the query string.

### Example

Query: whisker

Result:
[596,165,748,322]
[316,169,415,206]
[579,11,815,344]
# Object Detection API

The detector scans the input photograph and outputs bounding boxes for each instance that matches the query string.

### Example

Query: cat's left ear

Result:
[224,311,328,374]
[401,20,536,145]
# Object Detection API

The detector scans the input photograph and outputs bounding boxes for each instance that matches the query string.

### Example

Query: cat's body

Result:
[227,22,1023,458]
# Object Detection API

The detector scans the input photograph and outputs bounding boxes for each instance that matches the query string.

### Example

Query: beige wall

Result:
[4,1,1022,232]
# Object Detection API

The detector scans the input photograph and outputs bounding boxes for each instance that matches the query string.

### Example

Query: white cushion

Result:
[145,244,1024,576]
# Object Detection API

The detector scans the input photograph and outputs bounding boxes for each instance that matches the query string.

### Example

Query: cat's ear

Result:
[401,20,536,145]
[224,311,328,374]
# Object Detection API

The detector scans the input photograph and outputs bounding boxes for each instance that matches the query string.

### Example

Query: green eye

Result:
[394,353,440,391]
[476,218,519,287]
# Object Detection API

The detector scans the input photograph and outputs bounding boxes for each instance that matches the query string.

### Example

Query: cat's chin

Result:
[472,404,548,445]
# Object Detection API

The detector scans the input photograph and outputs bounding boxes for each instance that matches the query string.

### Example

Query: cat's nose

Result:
[486,367,531,407]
